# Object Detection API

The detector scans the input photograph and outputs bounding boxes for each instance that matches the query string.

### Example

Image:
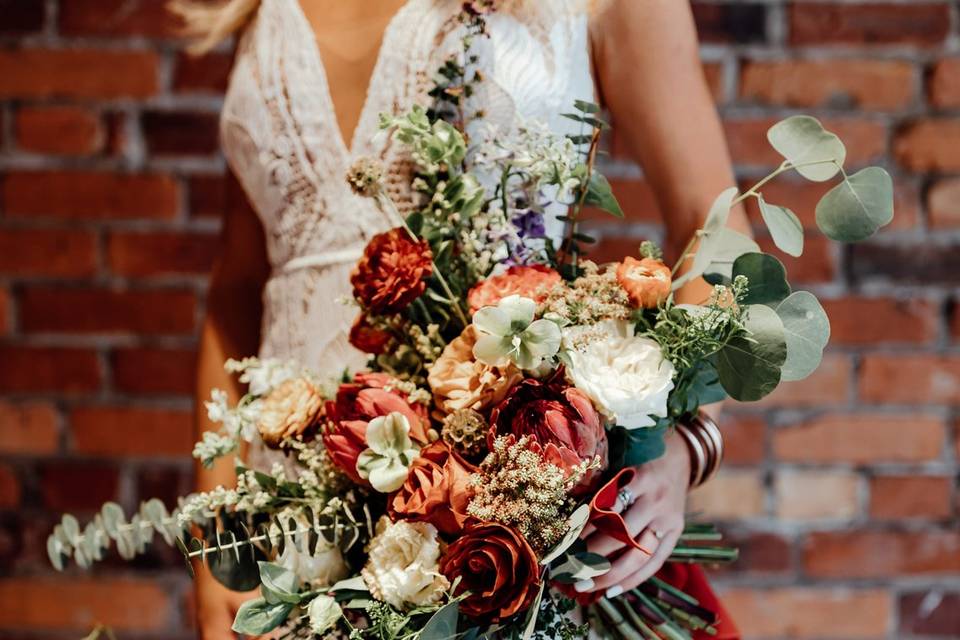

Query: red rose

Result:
[439,522,541,620]
[467,264,561,313]
[389,440,477,534]
[351,228,433,314]
[349,314,392,355]
[322,373,430,484]
[489,375,607,496]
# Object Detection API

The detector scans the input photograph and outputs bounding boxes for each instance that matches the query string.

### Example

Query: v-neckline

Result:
[290,0,416,158]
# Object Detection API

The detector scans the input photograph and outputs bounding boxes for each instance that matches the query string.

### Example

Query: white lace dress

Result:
[220,0,596,466]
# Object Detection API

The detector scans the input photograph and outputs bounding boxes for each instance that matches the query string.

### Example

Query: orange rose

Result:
[467,265,561,313]
[439,522,541,621]
[616,256,671,308]
[389,441,476,535]
[351,228,433,314]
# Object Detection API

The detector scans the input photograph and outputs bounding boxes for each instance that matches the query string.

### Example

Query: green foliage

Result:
[816,166,895,241]
[775,291,831,382]
[767,115,846,182]
[715,304,787,401]
[419,601,460,640]
[757,195,803,257]
[583,173,623,218]
[732,253,790,306]
[232,597,294,635]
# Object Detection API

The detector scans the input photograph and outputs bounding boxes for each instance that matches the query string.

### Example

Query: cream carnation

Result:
[564,320,675,429]
[361,517,450,610]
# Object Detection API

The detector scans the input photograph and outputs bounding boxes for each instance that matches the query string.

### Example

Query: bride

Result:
[176,0,750,637]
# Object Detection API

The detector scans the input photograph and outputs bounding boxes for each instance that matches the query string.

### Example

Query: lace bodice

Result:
[221,0,596,379]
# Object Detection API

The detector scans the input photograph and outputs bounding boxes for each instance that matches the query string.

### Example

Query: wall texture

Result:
[0,1,957,638]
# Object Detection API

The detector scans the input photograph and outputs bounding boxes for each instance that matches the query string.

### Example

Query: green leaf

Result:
[767,115,846,182]
[522,583,546,640]
[419,600,459,640]
[258,562,301,604]
[552,552,612,582]
[732,252,791,306]
[583,173,624,217]
[231,597,293,635]
[574,99,600,113]
[682,228,761,289]
[757,195,804,257]
[703,187,738,236]
[775,291,830,382]
[716,304,787,401]
[815,166,894,242]
[406,210,424,235]
[541,504,591,565]
[620,423,668,467]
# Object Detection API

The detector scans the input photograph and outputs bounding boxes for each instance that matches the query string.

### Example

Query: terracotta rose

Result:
[439,522,541,621]
[351,228,433,314]
[467,264,561,313]
[389,440,476,535]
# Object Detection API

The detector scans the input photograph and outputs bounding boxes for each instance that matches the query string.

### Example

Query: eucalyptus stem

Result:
[374,189,470,327]
[557,126,602,271]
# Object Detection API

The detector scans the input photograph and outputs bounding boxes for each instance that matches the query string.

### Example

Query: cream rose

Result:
[361,516,450,610]
[277,533,349,587]
[564,320,675,429]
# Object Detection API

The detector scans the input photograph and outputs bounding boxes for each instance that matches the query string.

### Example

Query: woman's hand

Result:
[195,569,258,640]
[579,429,691,598]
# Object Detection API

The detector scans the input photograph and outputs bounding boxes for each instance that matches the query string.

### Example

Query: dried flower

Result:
[441,408,488,459]
[346,156,384,197]
[256,377,324,448]
[351,228,433,314]
[539,264,633,327]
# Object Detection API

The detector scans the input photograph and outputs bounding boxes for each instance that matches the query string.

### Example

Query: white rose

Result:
[361,517,450,610]
[564,320,675,429]
[307,595,342,636]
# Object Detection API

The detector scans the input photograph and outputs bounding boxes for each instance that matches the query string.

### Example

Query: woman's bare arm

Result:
[591,0,751,305]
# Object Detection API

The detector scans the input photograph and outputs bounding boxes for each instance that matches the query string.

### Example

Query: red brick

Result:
[0,401,60,454]
[0,0,45,35]
[804,530,960,578]
[688,470,764,519]
[851,241,960,286]
[757,353,851,407]
[70,405,193,457]
[930,58,960,108]
[722,588,891,639]
[895,119,960,172]
[0,49,159,99]
[142,111,220,156]
[590,232,655,265]
[188,174,227,219]
[692,3,767,45]
[0,464,20,508]
[19,287,196,335]
[715,532,792,575]
[719,413,765,465]
[15,106,105,156]
[0,228,98,277]
[790,3,950,46]
[821,297,940,345]
[900,591,960,637]
[3,171,179,220]
[773,413,945,464]
[741,59,915,110]
[860,355,960,405]
[746,176,919,231]
[775,470,860,521]
[173,51,233,94]
[757,234,836,284]
[113,347,197,395]
[107,230,217,277]
[929,178,960,228]
[869,475,953,520]
[0,577,172,631]
[0,346,101,393]
[39,461,118,511]
[59,0,182,38]
[725,117,885,169]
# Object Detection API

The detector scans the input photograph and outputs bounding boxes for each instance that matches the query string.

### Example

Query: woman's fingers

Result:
[584,494,656,557]
[617,524,683,594]
[585,527,661,594]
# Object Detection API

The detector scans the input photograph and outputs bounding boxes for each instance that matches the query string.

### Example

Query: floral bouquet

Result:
[47,6,894,640]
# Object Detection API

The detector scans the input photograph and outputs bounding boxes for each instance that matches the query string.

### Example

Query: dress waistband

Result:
[275,247,364,276]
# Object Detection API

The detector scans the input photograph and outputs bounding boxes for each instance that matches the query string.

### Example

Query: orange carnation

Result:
[467,264,561,313]
[616,256,671,308]
[351,228,433,314]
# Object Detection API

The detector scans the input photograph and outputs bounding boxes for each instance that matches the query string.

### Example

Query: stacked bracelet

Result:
[675,411,724,488]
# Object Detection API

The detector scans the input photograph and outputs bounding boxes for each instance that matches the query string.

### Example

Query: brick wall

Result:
[0,1,957,639]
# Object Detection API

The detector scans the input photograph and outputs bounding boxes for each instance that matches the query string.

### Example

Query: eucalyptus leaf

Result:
[732,252,791,306]
[775,291,831,382]
[679,228,761,289]
[757,195,804,257]
[330,576,369,592]
[584,173,624,218]
[715,304,787,401]
[703,187,738,236]
[552,552,612,582]
[522,583,546,640]
[419,600,460,640]
[767,115,846,182]
[815,166,894,242]
[231,597,293,635]
[541,504,591,565]
[259,561,301,604]
[47,536,66,571]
